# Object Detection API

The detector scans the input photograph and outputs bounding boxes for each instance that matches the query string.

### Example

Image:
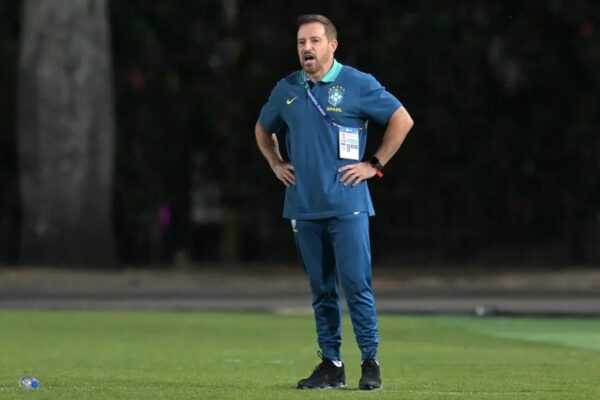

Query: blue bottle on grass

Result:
[19,376,40,389]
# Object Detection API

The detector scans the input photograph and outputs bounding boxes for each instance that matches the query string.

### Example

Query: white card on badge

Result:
[339,126,359,160]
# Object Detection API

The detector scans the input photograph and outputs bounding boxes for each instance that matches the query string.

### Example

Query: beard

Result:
[302,59,318,73]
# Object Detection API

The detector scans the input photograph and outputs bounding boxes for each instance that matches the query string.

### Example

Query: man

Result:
[255,14,413,390]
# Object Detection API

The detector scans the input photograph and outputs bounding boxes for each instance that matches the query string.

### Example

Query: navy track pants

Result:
[292,212,378,361]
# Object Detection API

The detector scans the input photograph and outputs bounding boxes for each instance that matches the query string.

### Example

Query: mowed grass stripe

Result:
[455,317,600,351]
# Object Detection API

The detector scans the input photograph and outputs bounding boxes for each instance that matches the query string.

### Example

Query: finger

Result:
[282,169,295,182]
[282,165,295,184]
[340,171,352,184]
[338,164,357,172]
[275,166,294,184]
[352,176,363,187]
[281,171,295,185]
[348,172,361,186]
[341,171,358,185]
[280,176,292,187]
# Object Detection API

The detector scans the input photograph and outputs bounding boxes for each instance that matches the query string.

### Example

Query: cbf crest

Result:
[328,85,345,107]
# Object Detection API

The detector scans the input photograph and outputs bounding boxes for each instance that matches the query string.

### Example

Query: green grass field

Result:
[1,311,599,399]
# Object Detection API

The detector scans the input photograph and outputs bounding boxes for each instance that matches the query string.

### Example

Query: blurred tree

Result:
[0,2,20,263]
[17,0,116,266]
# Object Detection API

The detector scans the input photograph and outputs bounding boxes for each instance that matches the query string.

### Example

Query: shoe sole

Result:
[297,383,346,390]
[359,384,383,391]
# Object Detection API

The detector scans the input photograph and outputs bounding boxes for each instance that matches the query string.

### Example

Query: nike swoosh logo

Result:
[286,97,298,105]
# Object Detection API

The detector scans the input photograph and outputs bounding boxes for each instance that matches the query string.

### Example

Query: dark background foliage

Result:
[1,0,598,266]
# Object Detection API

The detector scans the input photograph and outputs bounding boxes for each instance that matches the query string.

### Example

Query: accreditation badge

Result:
[338,126,359,160]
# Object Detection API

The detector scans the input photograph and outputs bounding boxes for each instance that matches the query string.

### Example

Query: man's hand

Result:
[255,123,295,187]
[272,161,295,187]
[338,162,377,186]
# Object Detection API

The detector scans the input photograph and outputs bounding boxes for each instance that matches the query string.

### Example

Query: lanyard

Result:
[304,83,339,128]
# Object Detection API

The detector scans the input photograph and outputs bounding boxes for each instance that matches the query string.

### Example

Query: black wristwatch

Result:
[369,156,384,178]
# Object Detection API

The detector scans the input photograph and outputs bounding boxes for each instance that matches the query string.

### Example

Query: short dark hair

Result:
[297,14,337,40]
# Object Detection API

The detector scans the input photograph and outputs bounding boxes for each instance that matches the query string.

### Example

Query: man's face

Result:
[297,22,337,77]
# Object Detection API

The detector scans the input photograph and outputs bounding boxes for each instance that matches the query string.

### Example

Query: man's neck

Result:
[307,59,334,82]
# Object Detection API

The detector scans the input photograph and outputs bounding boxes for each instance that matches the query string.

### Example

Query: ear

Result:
[330,38,338,52]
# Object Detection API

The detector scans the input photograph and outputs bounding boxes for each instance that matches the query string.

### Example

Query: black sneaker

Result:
[297,357,346,390]
[359,359,382,390]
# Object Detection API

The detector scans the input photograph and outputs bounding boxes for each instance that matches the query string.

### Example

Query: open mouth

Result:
[303,53,315,62]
